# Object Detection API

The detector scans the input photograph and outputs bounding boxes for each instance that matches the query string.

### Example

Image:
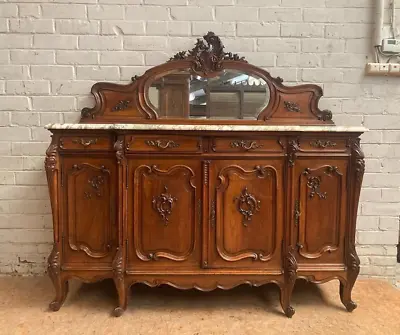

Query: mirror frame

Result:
[145,68,271,120]
[80,32,334,125]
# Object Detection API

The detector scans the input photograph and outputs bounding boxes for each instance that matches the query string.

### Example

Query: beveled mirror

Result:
[147,69,270,120]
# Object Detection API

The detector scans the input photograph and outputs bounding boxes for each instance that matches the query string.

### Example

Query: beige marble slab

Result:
[45,123,367,133]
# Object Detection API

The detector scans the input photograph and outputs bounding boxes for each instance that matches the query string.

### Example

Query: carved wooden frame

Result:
[79,31,334,126]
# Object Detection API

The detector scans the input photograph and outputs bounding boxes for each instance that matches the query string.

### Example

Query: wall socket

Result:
[366,63,388,75]
[365,63,400,76]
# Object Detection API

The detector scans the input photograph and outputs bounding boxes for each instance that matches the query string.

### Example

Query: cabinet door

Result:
[293,159,348,265]
[208,160,284,270]
[62,157,117,267]
[127,159,201,270]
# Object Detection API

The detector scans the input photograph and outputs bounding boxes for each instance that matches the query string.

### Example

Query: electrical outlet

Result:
[382,39,400,53]
[389,63,400,76]
[366,63,400,76]
[366,63,381,75]
[379,63,390,73]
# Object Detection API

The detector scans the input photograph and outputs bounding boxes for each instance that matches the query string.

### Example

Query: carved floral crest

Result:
[169,31,247,74]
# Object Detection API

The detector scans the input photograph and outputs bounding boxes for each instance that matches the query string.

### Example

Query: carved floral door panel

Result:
[293,159,348,265]
[62,157,117,267]
[127,159,201,270]
[207,160,284,270]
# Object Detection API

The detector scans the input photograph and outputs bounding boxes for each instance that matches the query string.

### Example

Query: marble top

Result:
[45,123,367,133]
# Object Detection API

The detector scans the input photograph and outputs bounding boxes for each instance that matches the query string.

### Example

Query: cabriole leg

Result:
[340,243,360,312]
[112,247,127,317]
[113,280,129,317]
[279,283,295,318]
[49,279,69,311]
[340,280,357,312]
[48,243,68,311]
[280,246,297,318]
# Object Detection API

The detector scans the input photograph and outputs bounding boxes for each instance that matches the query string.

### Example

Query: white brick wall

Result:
[0,0,399,281]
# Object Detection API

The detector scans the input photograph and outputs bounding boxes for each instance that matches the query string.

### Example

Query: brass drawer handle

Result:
[72,138,98,147]
[230,140,263,151]
[145,139,180,149]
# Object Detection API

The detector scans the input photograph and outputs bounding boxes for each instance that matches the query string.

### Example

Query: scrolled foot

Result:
[344,300,357,312]
[49,300,62,312]
[284,306,295,318]
[113,307,125,317]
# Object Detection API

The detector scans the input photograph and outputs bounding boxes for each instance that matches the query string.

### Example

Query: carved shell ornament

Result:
[169,31,247,74]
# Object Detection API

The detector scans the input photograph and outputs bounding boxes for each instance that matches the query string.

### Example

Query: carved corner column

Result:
[112,136,128,317]
[340,138,364,312]
[45,136,69,311]
[280,246,297,318]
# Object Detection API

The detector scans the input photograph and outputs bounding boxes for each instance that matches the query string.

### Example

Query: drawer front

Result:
[211,137,284,154]
[126,135,202,153]
[299,138,348,153]
[59,136,112,151]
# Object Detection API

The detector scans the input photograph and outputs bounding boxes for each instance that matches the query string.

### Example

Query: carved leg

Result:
[49,278,69,311]
[340,280,357,312]
[279,283,295,318]
[48,243,68,311]
[112,248,127,317]
[113,280,129,317]
[340,243,360,312]
[280,246,297,318]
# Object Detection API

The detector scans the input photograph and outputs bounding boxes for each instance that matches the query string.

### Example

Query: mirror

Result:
[147,69,270,120]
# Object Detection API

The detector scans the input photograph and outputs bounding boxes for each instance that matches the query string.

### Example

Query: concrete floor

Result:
[0,277,399,335]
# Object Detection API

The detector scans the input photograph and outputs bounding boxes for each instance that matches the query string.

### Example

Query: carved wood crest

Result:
[77,31,336,125]
[169,31,247,75]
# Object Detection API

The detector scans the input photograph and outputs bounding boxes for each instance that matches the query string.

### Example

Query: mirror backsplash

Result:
[147,69,270,120]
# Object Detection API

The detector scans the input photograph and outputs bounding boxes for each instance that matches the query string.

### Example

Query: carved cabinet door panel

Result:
[207,160,284,270]
[127,159,201,270]
[293,159,348,265]
[62,157,117,268]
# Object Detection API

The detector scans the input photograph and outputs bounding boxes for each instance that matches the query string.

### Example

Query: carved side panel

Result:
[129,161,200,265]
[296,163,347,261]
[45,141,60,242]
[63,158,116,264]
[346,138,364,283]
[209,161,284,269]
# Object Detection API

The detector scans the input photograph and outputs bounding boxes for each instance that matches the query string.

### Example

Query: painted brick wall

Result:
[0,0,399,282]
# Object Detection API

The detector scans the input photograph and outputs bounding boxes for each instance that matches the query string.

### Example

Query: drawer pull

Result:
[230,140,263,151]
[145,139,180,150]
[309,140,337,148]
[72,138,98,147]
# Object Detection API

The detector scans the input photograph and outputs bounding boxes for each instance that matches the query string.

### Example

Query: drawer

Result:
[126,135,202,153]
[59,136,112,151]
[211,137,284,153]
[298,138,348,153]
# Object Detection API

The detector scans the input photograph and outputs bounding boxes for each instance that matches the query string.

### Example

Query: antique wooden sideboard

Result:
[45,32,366,317]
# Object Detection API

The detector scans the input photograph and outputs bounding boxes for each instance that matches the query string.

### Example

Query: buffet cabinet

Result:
[46,129,365,317]
[45,32,366,317]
